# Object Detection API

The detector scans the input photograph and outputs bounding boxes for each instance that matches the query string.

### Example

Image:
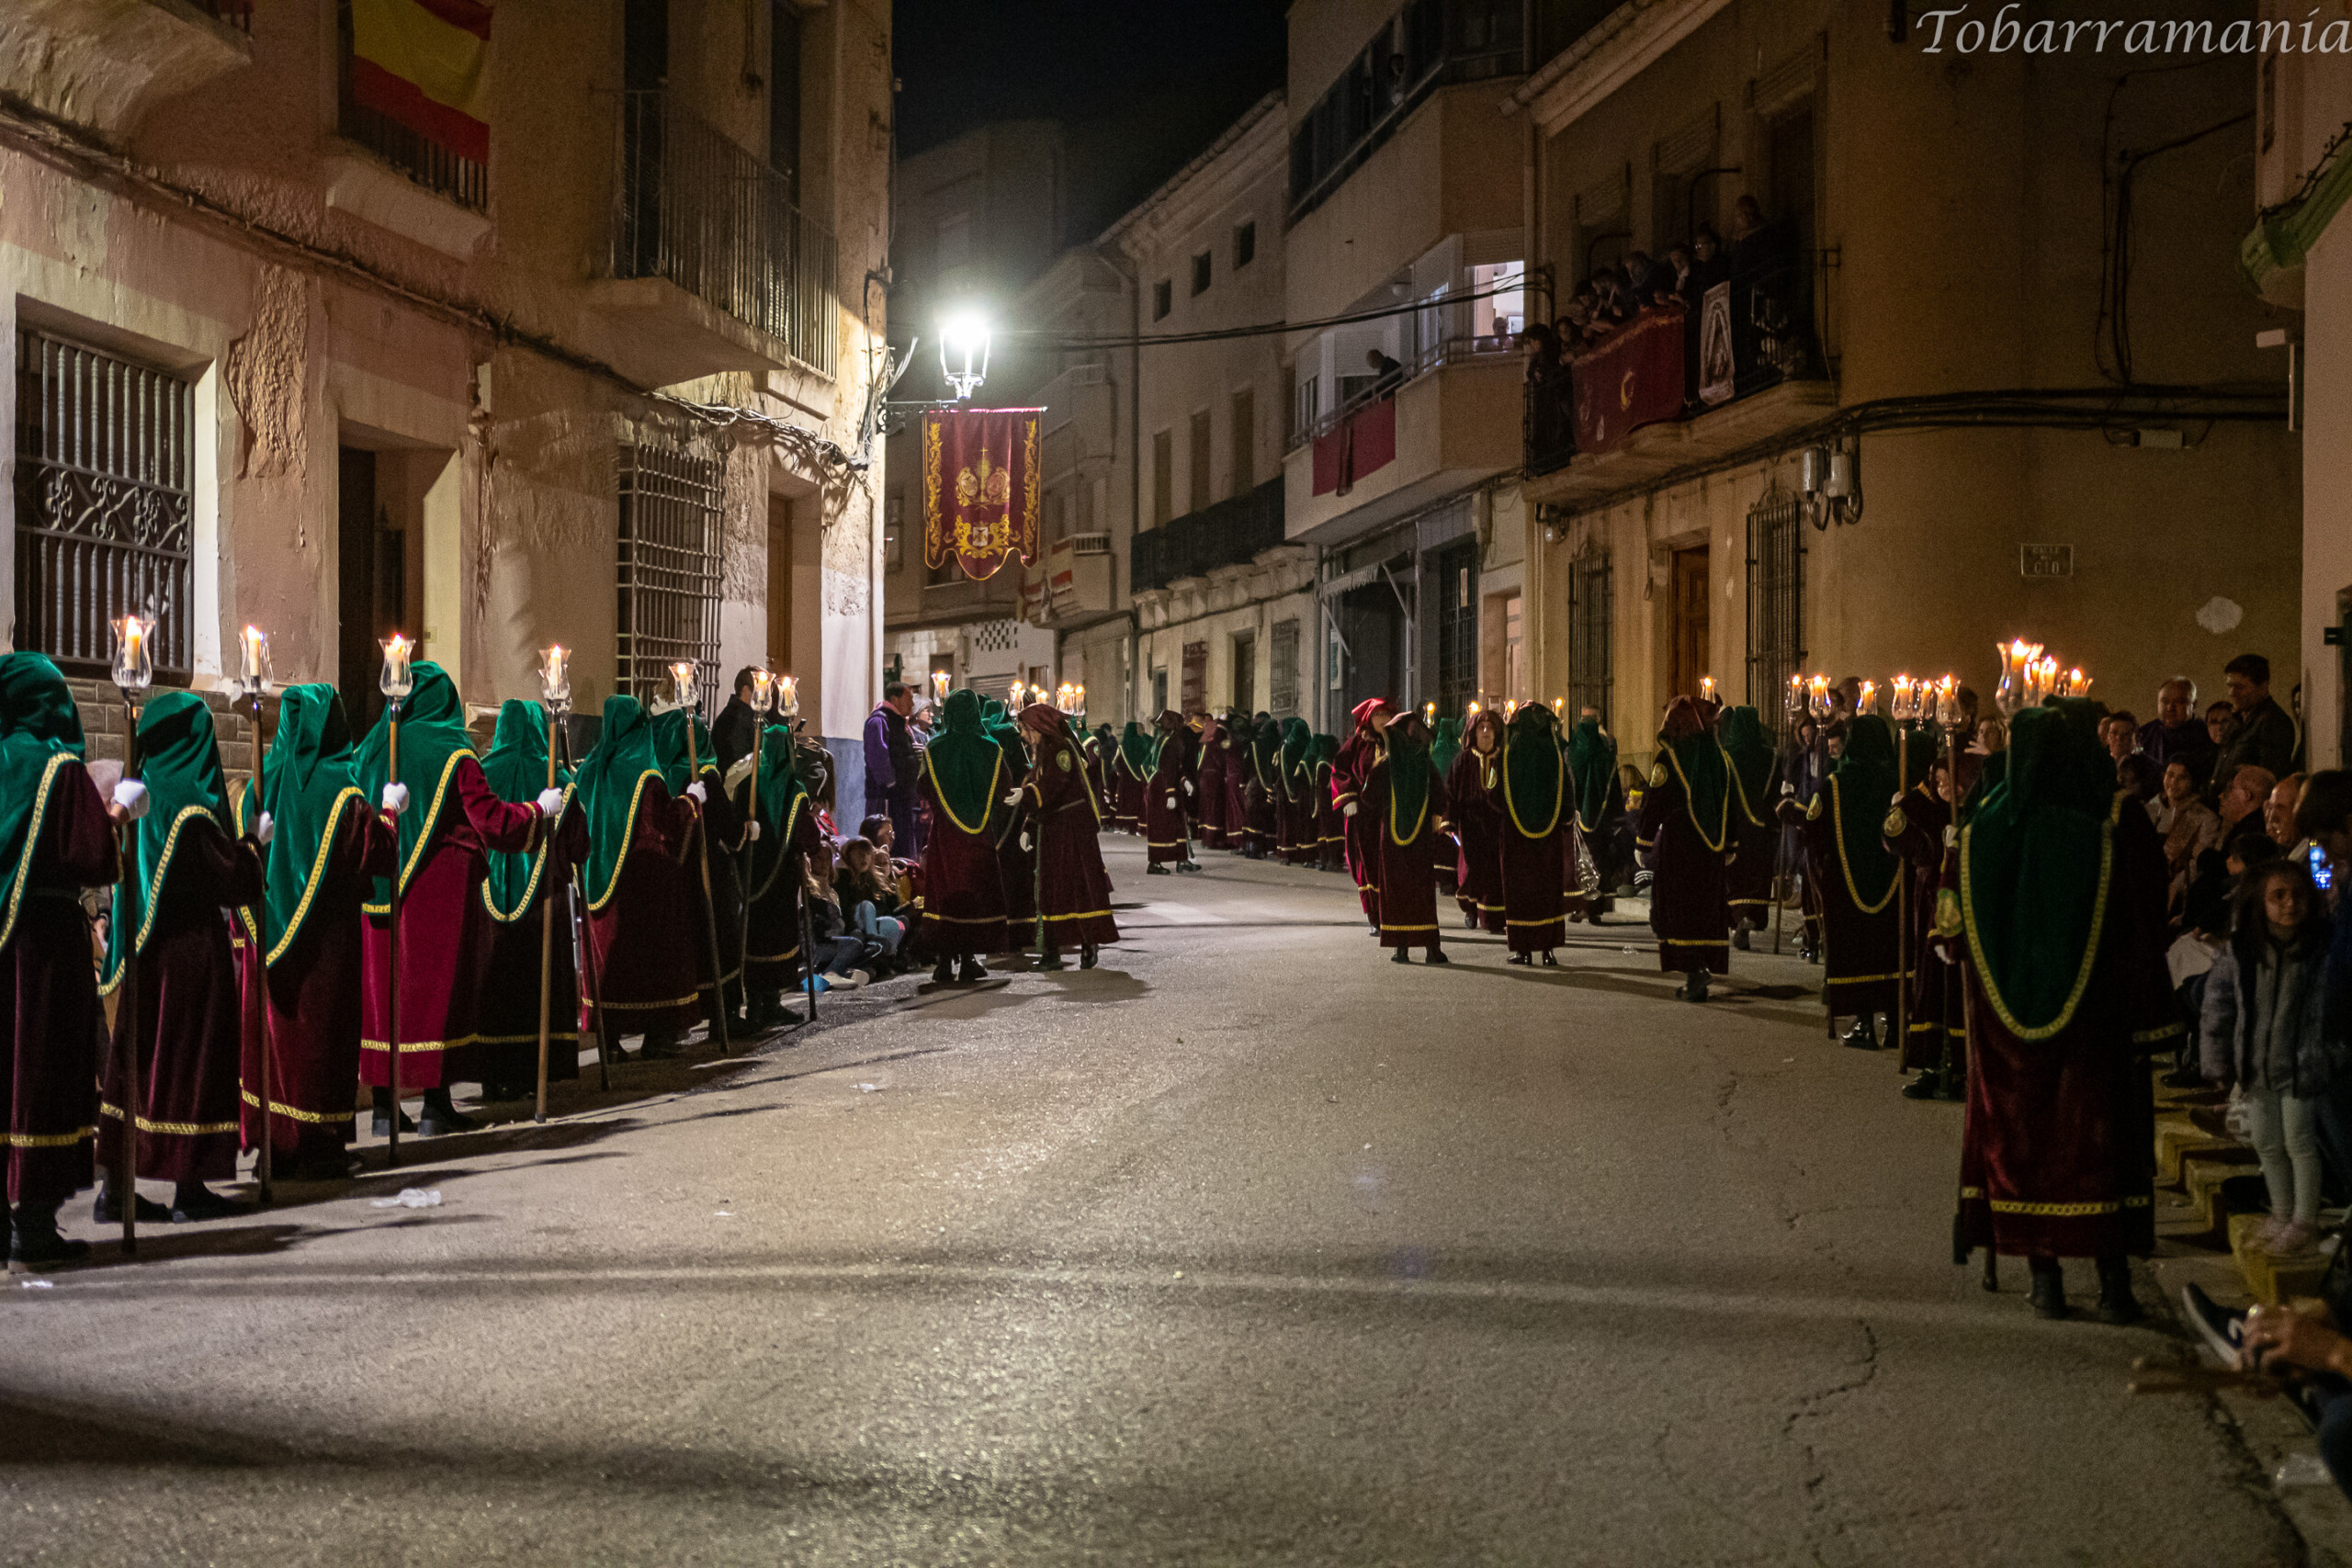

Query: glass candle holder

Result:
[379,634,415,701]
[538,644,571,710]
[110,613,156,694]
[238,624,273,697]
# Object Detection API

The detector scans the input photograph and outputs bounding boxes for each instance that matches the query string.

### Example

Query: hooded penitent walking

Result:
[0,655,122,1263]
[1446,710,1505,931]
[1219,710,1251,853]
[1114,721,1151,836]
[473,700,589,1098]
[1954,700,2177,1324]
[918,691,1012,983]
[1886,748,1964,1099]
[1429,717,1464,900]
[1333,699,1390,927]
[1636,695,1733,998]
[655,705,748,1027]
[1493,705,1569,964]
[1147,710,1197,872]
[232,683,396,1177]
[735,724,824,1021]
[355,663,551,1129]
[1196,712,1231,850]
[1718,706,1779,947]
[100,692,266,1221]
[1780,713,1903,1048]
[1277,717,1317,865]
[1020,703,1119,967]
[986,700,1039,937]
[1358,715,1453,964]
[1567,714,1627,904]
[1312,733,1347,872]
[577,694,707,1055]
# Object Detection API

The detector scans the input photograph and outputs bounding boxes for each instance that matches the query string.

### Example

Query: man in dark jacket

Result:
[864,682,920,853]
[712,666,764,773]
[2136,676,2219,792]
[2214,653,2300,784]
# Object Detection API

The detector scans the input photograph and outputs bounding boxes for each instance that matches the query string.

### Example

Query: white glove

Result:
[1182,780,1195,796]
[1165,794,1178,809]
[1003,789,1023,806]
[254,811,275,846]
[1343,803,1359,818]
[746,821,762,841]
[380,783,411,816]
[110,779,149,819]
[686,781,707,804]
[536,787,565,818]
[1020,830,1034,852]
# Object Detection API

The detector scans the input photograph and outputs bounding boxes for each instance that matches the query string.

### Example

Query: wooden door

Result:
[767,494,793,674]
[1670,546,1710,703]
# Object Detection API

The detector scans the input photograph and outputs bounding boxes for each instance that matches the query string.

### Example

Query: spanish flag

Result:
[350,0,492,165]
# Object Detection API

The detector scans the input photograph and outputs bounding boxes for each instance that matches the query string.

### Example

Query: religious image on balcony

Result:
[922,408,1045,581]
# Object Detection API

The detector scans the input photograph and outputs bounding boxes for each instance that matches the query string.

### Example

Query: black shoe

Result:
[417,1095,478,1138]
[933,957,955,985]
[1733,926,1752,951]
[1841,1018,1881,1051]
[1507,953,1532,966]
[1080,943,1098,969]
[2028,1258,2069,1320]
[1035,949,1068,971]
[1540,951,1558,967]
[1677,969,1711,1003]
[92,1188,172,1225]
[958,957,989,984]
[1901,1070,1943,1100]
[479,1080,526,1103]
[368,1089,419,1138]
[1176,861,1202,874]
[1425,948,1450,965]
[1390,948,1412,964]
[1147,863,1171,875]
[169,1183,247,1224]
[1464,911,1480,930]
[2178,1281,2247,1366]
[636,1031,683,1061]
[2094,1258,2144,1325]
[9,1202,89,1268]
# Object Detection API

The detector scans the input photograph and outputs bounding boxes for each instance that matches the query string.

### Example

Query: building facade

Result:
[1,0,892,801]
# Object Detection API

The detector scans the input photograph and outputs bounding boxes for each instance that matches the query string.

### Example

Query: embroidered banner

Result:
[922,408,1043,581]
[350,0,493,164]
[1571,305,1688,453]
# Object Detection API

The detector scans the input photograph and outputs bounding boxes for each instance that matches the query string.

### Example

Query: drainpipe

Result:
[1096,241,1145,723]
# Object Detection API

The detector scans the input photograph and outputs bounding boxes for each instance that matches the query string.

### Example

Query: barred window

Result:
[14,330,195,682]
[1432,539,1477,716]
[1744,490,1804,739]
[1566,554,1611,729]
[1269,617,1300,719]
[616,440,724,712]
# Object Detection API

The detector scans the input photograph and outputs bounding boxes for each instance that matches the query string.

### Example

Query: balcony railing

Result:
[337,0,484,211]
[611,91,839,377]
[1133,478,1286,593]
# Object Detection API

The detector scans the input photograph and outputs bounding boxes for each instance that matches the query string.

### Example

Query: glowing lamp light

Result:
[1935,674,1962,728]
[1891,674,1916,722]
[379,634,415,701]
[1785,671,1805,715]
[109,612,156,694]
[1807,675,1831,721]
[234,624,273,698]
[538,645,571,709]
[1552,697,1565,716]
[667,660,698,712]
[1699,675,1716,704]
[1857,680,1877,716]
[749,668,775,716]
[939,312,991,401]
[1995,638,2042,718]
[930,670,952,704]
[2065,667,2091,698]
[1504,699,1520,718]
[1466,701,1481,720]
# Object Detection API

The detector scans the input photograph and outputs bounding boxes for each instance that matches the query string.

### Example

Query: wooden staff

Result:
[384,702,404,1168]
[534,710,557,1124]
[247,692,275,1203]
[115,696,143,1257]
[1894,722,1909,1071]
[739,716,761,1027]
[684,716,731,1057]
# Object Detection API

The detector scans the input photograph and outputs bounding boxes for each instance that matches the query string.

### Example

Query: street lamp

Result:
[940,311,990,400]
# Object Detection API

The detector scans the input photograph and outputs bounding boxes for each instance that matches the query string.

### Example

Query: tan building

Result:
[1280,0,1537,731]
[1,0,890,801]
[2245,39,2352,768]
[1515,0,2299,758]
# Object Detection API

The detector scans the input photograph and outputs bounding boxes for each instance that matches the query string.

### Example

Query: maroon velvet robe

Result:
[1887,785,1962,1072]
[585,780,704,1040]
[1332,737,1381,925]
[1959,799,2175,1260]
[1780,784,1901,1021]
[239,803,396,1163]
[917,766,1009,957]
[1196,730,1231,850]
[745,803,824,994]
[104,818,265,1184]
[1446,747,1505,931]
[1026,739,1118,948]
[3,761,115,1204]
[1114,761,1147,836]
[1726,786,1778,928]
[1487,768,1566,955]
[679,773,747,1020]
[361,758,543,1089]
[475,807,591,1092]
[1221,743,1250,853]
[1315,764,1346,873]
[1359,756,1451,951]
[999,805,1038,948]
[1635,767,1730,975]
[1146,750,1192,866]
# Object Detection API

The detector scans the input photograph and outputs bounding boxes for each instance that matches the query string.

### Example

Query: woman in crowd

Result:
[1491,705,1568,966]
[576,694,707,1058]
[1954,700,2176,1324]
[835,837,908,974]
[1637,696,1732,1000]
[100,692,266,1222]
[2158,758,2223,913]
[1446,708,1505,932]
[1020,702,1118,969]
[355,663,558,1131]
[918,690,1012,985]
[1356,713,1452,964]
[472,699,589,1100]
[0,655,125,1263]
[234,683,396,1177]
[1781,713,1903,1049]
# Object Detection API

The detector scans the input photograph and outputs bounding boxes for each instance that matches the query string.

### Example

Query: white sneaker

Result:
[837,969,870,990]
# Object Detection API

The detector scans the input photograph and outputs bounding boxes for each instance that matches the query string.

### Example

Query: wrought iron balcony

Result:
[1132,479,1287,594]
[609,91,838,378]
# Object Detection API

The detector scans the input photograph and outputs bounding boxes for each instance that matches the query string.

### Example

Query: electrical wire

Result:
[961,273,1551,353]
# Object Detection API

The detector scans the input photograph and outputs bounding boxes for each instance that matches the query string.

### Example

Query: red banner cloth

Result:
[1312,396,1397,496]
[922,408,1043,581]
[1571,307,1687,454]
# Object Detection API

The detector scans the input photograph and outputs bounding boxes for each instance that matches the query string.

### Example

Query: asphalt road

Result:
[0,836,2306,1565]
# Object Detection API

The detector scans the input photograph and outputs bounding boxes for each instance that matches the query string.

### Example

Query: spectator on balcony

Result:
[1729,194,1781,272]
[1366,347,1405,399]
[1622,251,1660,306]
[1659,242,1696,307]
[1516,323,1563,382]
[1688,224,1728,296]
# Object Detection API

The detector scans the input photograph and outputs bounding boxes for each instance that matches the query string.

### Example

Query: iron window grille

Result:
[616,440,725,713]
[13,329,195,683]
[1744,489,1805,738]
[1432,540,1477,716]
[1566,553,1611,729]
[1270,617,1301,718]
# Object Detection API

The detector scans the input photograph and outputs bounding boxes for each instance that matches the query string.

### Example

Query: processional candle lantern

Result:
[1994,639,2040,718]
[1857,680,1876,716]
[1699,675,1715,704]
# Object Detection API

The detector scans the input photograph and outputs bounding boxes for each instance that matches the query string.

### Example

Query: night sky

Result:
[892,0,1289,242]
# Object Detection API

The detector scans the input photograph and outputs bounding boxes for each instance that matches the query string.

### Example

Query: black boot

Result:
[958,956,989,984]
[170,1180,247,1224]
[2094,1256,2143,1325]
[368,1089,418,1138]
[1464,910,1480,930]
[1841,1014,1881,1051]
[1507,952,1532,966]
[1035,946,1068,971]
[1678,968,1711,1002]
[92,1183,170,1225]
[1900,1069,1943,1100]
[1733,924,1752,951]
[932,956,955,986]
[417,1088,477,1137]
[1425,946,1450,964]
[2027,1256,2068,1320]
[636,1031,682,1061]
[9,1201,88,1268]
[1390,948,1412,964]
[1080,943,1098,969]
[1539,950,1559,967]
[1147,863,1171,875]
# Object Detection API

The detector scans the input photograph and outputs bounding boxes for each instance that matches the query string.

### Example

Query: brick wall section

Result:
[68,678,257,793]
